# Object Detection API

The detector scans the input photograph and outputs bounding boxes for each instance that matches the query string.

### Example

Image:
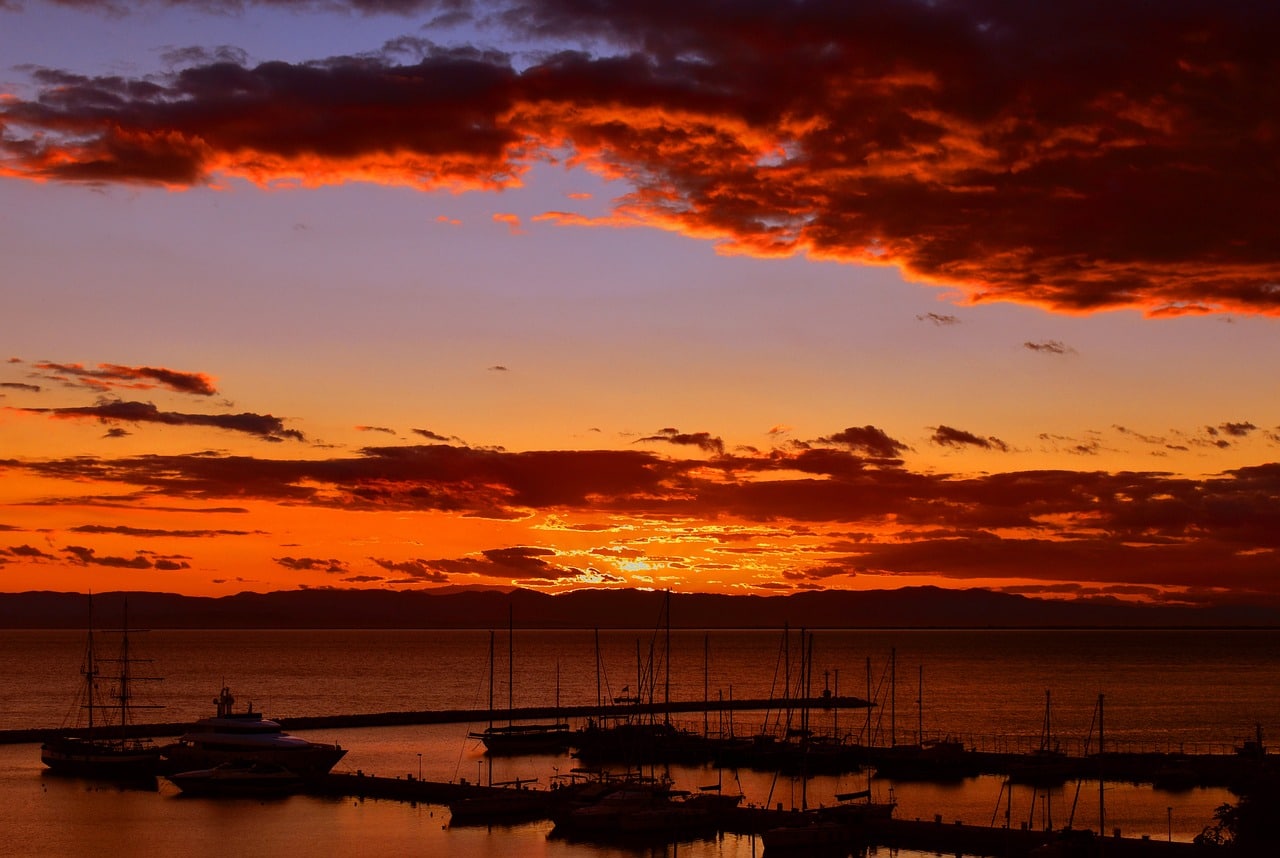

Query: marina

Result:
[4,626,1277,855]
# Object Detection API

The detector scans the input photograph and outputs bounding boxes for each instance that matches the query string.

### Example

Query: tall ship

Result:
[161,687,346,777]
[41,598,163,779]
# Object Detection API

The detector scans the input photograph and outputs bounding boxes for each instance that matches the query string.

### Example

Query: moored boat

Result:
[447,777,559,824]
[760,818,851,853]
[40,735,162,780]
[41,597,162,779]
[817,786,897,823]
[469,721,571,754]
[468,617,570,756]
[160,686,346,777]
[166,760,303,796]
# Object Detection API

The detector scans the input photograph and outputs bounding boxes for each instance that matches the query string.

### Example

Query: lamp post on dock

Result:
[417,753,422,781]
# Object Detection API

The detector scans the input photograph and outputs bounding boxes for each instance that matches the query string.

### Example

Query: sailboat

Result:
[572,590,705,765]
[469,609,570,755]
[41,597,163,778]
[1009,690,1071,786]
[762,631,895,852]
[872,663,976,781]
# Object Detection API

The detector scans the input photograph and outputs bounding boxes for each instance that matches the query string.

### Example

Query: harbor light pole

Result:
[417,753,422,781]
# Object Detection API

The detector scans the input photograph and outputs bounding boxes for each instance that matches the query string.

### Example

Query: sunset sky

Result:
[2,0,1278,606]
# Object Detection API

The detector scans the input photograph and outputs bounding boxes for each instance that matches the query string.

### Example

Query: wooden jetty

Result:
[313,771,560,809]
[865,816,1203,857]
[308,772,1204,857]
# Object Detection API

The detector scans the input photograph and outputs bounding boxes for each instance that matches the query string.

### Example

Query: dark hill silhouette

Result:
[1,586,1277,629]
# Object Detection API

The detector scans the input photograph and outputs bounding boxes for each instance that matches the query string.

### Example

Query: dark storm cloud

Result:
[2,50,520,187]
[12,399,305,441]
[4,1,1280,315]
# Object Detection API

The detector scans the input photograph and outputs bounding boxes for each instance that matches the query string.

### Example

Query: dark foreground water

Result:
[4,628,1274,855]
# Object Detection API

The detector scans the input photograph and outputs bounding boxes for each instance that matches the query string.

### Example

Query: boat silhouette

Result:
[41,597,162,779]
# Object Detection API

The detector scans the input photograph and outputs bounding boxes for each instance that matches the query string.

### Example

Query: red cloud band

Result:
[4,1,1279,315]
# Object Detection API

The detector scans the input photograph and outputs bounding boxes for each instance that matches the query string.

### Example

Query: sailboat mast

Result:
[801,630,813,812]
[833,668,840,741]
[1099,693,1106,841]
[781,621,790,736]
[487,629,495,729]
[119,598,131,740]
[865,656,871,747]
[703,633,709,738]
[1042,689,1052,751]
[507,606,514,726]
[664,589,671,726]
[85,595,96,735]
[890,646,897,747]
[918,664,924,745]
[804,631,813,739]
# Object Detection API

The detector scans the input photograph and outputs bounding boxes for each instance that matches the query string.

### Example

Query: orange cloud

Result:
[492,212,524,234]
[5,432,1280,599]
[30,361,217,395]
[2,2,1279,317]
[11,399,304,441]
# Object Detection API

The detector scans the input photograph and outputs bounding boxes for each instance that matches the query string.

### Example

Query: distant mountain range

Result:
[2,586,1278,629]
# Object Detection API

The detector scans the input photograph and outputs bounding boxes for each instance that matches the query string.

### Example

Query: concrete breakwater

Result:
[0,695,870,744]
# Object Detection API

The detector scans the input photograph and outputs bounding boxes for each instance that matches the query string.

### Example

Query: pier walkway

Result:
[314,772,1204,857]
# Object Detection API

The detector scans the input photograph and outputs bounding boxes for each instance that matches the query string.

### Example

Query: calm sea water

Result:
[3,628,1274,855]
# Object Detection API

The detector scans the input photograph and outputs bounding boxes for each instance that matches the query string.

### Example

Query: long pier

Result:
[312,772,1203,857]
[0,696,869,745]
